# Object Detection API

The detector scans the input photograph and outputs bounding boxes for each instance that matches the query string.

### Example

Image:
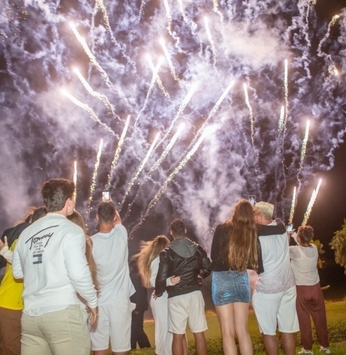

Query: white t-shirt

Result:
[91,224,135,305]
[255,222,295,294]
[289,244,319,286]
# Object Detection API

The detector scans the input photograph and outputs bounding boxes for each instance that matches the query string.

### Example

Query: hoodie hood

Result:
[169,237,198,258]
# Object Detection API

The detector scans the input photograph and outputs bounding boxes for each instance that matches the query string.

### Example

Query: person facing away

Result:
[90,200,135,355]
[0,206,47,355]
[289,225,331,355]
[155,219,211,355]
[210,198,259,355]
[136,235,184,355]
[12,178,98,355]
[129,258,151,350]
[252,201,299,355]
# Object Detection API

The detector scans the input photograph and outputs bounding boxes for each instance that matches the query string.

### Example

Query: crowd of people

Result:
[0,178,332,355]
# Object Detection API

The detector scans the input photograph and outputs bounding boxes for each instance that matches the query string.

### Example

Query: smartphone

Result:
[286,224,293,232]
[102,191,110,201]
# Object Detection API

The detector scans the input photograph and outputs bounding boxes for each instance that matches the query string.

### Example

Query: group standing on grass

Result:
[0,177,332,355]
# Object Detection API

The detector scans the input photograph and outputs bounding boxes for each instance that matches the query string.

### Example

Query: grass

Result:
[130,299,346,354]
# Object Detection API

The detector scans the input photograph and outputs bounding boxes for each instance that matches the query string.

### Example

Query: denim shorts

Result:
[211,270,250,306]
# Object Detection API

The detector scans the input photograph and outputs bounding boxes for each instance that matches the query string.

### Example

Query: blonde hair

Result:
[228,199,258,271]
[136,235,170,287]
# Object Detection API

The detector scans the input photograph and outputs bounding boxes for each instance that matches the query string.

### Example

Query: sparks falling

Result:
[62,90,116,136]
[87,139,104,214]
[284,59,289,128]
[147,55,170,100]
[160,39,179,81]
[73,68,117,119]
[288,186,297,225]
[299,120,310,174]
[106,115,130,190]
[302,179,322,226]
[278,105,285,132]
[73,160,78,202]
[204,17,217,67]
[119,133,160,211]
[243,83,254,144]
[94,0,117,45]
[132,132,206,234]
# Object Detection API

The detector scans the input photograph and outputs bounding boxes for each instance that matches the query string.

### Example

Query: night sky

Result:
[0,0,345,256]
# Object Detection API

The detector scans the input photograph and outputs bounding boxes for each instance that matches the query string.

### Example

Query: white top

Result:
[91,224,135,305]
[289,244,319,285]
[255,221,295,294]
[12,213,97,315]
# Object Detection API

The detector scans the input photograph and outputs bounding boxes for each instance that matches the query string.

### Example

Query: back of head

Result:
[231,199,255,224]
[67,210,87,233]
[97,200,116,223]
[31,206,48,223]
[254,201,274,221]
[297,225,314,244]
[170,219,186,238]
[41,178,75,213]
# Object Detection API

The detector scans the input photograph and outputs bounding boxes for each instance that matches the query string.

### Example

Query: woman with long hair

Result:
[210,199,258,355]
[136,235,180,355]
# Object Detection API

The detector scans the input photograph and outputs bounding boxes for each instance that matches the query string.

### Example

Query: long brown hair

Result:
[136,235,170,287]
[228,199,258,271]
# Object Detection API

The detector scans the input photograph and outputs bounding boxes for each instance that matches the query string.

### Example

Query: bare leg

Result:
[183,334,189,355]
[94,350,108,355]
[193,332,207,355]
[281,332,296,355]
[172,333,185,355]
[215,304,237,355]
[233,302,253,355]
[262,334,279,355]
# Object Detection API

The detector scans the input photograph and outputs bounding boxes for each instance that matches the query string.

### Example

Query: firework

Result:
[284,59,289,128]
[288,186,297,225]
[147,55,170,99]
[302,179,322,226]
[120,133,160,211]
[299,120,310,173]
[160,39,179,81]
[62,90,116,136]
[73,68,117,119]
[278,105,285,132]
[106,115,130,190]
[69,22,113,88]
[73,160,77,202]
[87,139,104,214]
[213,0,224,23]
[94,0,117,45]
[131,132,206,234]
[243,83,254,144]
[204,17,217,67]
[177,0,187,22]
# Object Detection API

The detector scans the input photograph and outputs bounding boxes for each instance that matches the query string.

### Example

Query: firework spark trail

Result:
[119,133,160,211]
[130,133,206,235]
[137,0,147,23]
[160,39,179,81]
[69,22,113,89]
[135,57,163,125]
[73,160,77,202]
[302,179,322,226]
[147,55,171,100]
[177,0,188,22]
[204,17,217,67]
[62,90,116,136]
[87,139,103,214]
[106,115,131,190]
[95,0,117,45]
[213,0,224,24]
[163,0,173,35]
[186,80,234,152]
[284,59,289,128]
[288,186,297,225]
[150,123,184,173]
[158,85,196,146]
[298,120,310,174]
[243,83,254,145]
[73,68,118,119]
[278,105,285,132]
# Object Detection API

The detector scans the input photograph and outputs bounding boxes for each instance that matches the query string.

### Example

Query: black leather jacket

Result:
[155,237,211,298]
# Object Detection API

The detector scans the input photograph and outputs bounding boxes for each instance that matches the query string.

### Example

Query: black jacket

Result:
[155,237,210,298]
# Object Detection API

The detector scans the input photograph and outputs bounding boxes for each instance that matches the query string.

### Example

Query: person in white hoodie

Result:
[12,178,98,355]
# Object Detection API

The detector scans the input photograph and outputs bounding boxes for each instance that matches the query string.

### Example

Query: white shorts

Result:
[168,290,208,334]
[90,300,132,352]
[252,286,299,335]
